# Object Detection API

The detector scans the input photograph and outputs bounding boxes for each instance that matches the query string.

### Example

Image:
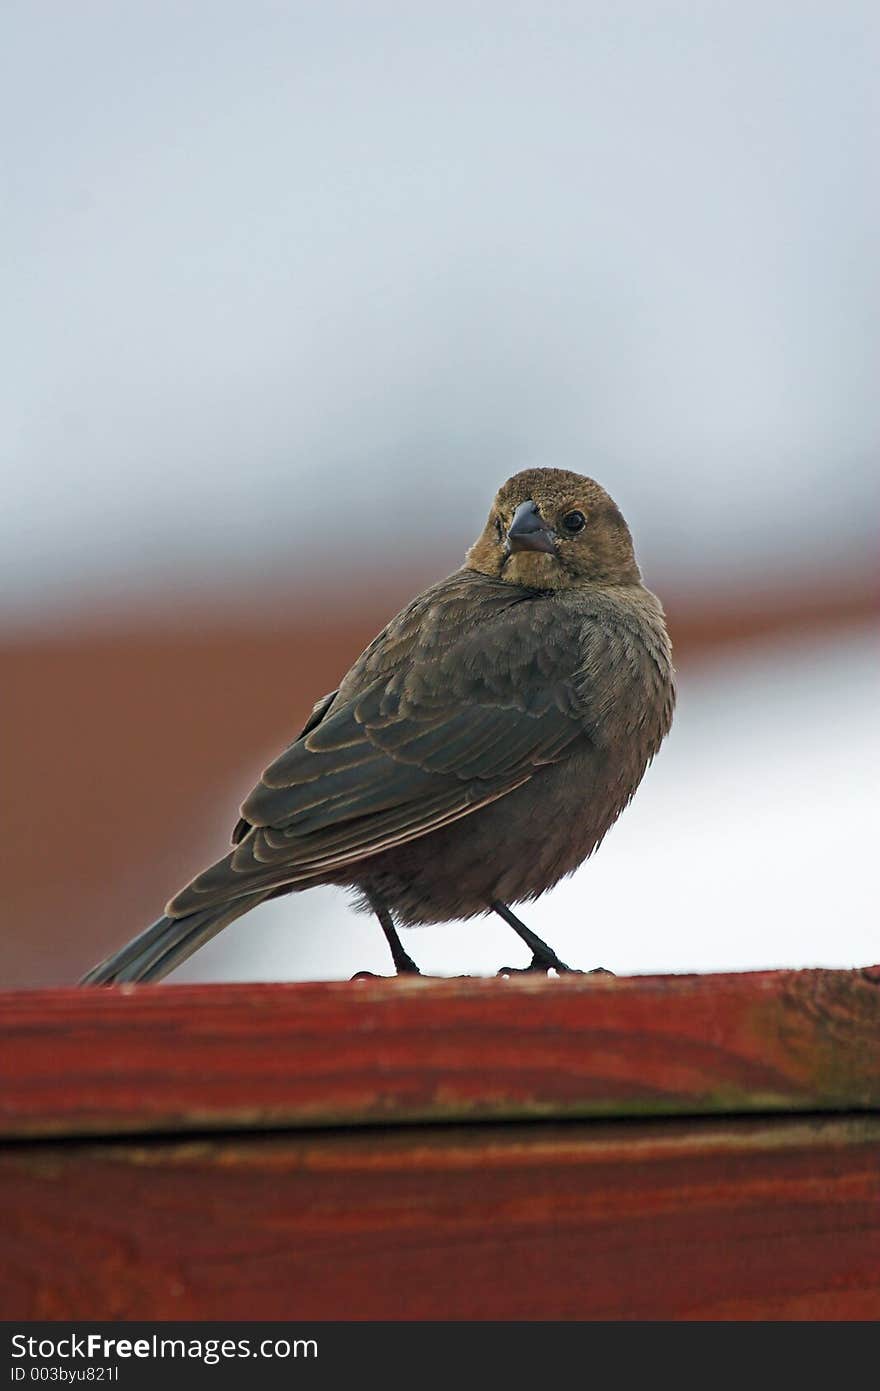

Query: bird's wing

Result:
[168,575,601,915]
[230,688,337,846]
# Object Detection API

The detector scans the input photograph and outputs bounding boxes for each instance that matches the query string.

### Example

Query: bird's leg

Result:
[352,894,421,978]
[492,900,595,976]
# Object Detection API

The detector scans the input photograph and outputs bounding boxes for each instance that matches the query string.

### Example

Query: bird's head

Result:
[466,468,641,590]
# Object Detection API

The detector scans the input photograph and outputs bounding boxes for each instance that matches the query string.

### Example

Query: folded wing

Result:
[167,575,597,916]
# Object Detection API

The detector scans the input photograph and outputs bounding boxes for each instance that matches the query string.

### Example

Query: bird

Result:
[82,467,675,985]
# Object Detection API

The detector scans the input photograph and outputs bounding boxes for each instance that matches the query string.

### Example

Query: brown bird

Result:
[82,468,674,984]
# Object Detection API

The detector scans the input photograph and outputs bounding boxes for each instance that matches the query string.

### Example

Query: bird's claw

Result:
[497,953,582,977]
[351,965,422,980]
[496,959,615,978]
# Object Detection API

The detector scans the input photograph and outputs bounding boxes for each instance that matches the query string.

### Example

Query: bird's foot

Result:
[351,959,421,981]
[497,950,581,977]
[496,957,615,978]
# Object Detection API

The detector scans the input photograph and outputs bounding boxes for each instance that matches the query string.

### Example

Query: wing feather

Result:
[168,574,597,917]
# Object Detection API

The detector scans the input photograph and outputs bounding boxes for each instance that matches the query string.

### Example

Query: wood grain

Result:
[1,967,878,1140]
[3,1115,878,1320]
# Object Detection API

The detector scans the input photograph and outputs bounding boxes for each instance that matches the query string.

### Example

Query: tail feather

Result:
[80,891,272,985]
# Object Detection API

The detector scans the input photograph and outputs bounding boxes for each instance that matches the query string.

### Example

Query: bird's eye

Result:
[562,510,586,533]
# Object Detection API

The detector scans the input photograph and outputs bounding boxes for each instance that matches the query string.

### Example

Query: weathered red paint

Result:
[1,968,878,1140]
[2,969,878,1320]
[2,1116,878,1319]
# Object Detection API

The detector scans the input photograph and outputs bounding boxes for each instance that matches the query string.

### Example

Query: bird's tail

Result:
[80,890,273,985]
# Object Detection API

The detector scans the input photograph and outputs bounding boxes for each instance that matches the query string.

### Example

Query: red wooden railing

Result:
[2,967,879,1319]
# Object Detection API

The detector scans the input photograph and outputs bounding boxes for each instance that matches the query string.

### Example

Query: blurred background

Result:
[2,1,876,988]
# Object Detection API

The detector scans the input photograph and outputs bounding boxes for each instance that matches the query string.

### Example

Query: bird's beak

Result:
[506,500,557,555]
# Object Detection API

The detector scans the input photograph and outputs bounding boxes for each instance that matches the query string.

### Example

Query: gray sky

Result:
[2,1,877,622]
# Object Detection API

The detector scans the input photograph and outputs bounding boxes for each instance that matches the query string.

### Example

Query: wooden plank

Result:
[2,1115,878,1320]
[1,967,878,1140]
